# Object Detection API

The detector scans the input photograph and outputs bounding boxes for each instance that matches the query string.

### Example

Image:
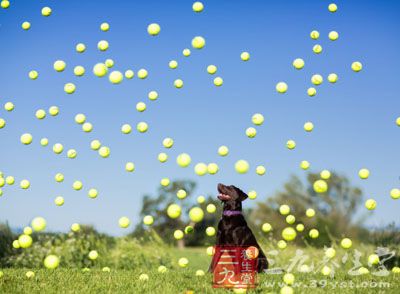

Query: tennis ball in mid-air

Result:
[328,3,338,12]
[192,2,204,12]
[309,229,319,239]
[99,146,110,158]
[0,118,5,129]
[54,60,66,72]
[390,188,400,199]
[293,58,305,69]
[35,109,46,119]
[207,163,219,174]
[169,60,178,69]
[176,189,187,199]
[311,74,323,85]
[206,204,216,213]
[192,36,206,49]
[88,250,98,260]
[310,30,319,40]
[40,138,48,146]
[368,254,379,265]
[197,195,205,204]
[174,230,184,240]
[396,117,400,126]
[82,122,93,132]
[64,83,76,94]
[1,1,10,9]
[31,217,46,231]
[282,227,297,241]
[20,133,33,145]
[174,79,184,88]
[76,43,86,53]
[325,248,336,259]
[167,204,181,219]
[341,238,352,249]
[143,215,154,225]
[286,215,295,224]
[12,240,20,248]
[125,70,134,79]
[75,114,86,124]
[100,22,109,31]
[307,87,317,97]
[91,140,101,150]
[23,227,32,235]
[105,59,114,68]
[218,145,229,156]
[279,204,290,215]
[97,40,109,51]
[54,173,64,183]
[29,70,38,80]
[328,73,338,83]
[20,180,30,189]
[305,208,315,217]
[276,82,288,93]
[67,149,77,159]
[286,140,296,150]
[320,170,331,180]
[147,91,158,101]
[304,122,314,132]
[283,273,295,285]
[328,31,339,41]
[125,162,135,172]
[109,71,123,84]
[93,63,108,77]
[277,240,287,250]
[177,153,191,167]
[246,127,257,138]
[160,178,170,187]
[313,180,328,193]
[252,113,264,125]
[118,217,130,228]
[365,199,377,210]
[44,255,60,269]
[183,48,191,57]
[137,69,148,79]
[4,102,14,111]
[248,190,257,200]
[235,160,249,174]
[241,52,250,61]
[313,44,322,54]
[358,168,369,179]
[137,122,148,133]
[49,106,59,116]
[147,23,160,36]
[162,137,174,149]
[296,224,304,232]
[54,196,64,206]
[185,226,194,234]
[71,223,80,232]
[74,66,85,76]
[178,257,189,268]
[72,181,83,191]
[42,6,52,16]
[189,207,204,223]
[158,265,167,273]
[88,189,98,199]
[194,163,207,176]
[351,61,363,72]
[207,65,217,74]
[256,165,266,175]
[300,161,310,170]
[22,21,31,30]
[18,234,33,248]
[214,77,223,86]
[206,246,215,256]
[262,223,272,233]
[121,124,132,134]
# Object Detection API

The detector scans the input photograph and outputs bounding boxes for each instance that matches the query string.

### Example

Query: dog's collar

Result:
[223,210,242,216]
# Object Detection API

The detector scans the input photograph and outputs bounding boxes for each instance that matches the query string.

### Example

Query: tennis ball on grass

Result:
[325,248,336,259]
[44,255,60,269]
[88,250,98,260]
[178,257,189,268]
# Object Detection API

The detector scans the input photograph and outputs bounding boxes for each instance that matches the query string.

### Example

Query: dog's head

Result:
[217,183,248,210]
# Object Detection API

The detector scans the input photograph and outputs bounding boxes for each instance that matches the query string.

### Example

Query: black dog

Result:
[209,183,268,273]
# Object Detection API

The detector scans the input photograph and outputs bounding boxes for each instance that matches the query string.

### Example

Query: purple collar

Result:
[223,210,242,216]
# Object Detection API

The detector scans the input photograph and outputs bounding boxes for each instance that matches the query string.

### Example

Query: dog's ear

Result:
[233,186,248,201]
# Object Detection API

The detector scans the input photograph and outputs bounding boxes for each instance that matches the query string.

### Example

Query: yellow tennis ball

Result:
[178,257,189,268]
[192,2,204,12]
[4,102,14,111]
[392,267,400,273]
[167,204,182,219]
[31,217,46,231]
[174,79,184,88]
[4,176,13,185]
[109,71,123,84]
[88,250,98,260]
[183,48,191,57]
[97,40,109,51]
[147,23,161,36]
[102,267,111,272]
[41,6,52,16]
[206,227,216,236]
[296,224,304,232]
[207,65,217,74]
[282,227,297,241]
[276,82,288,93]
[277,240,287,250]
[75,114,86,124]
[177,153,191,167]
[206,204,216,213]
[64,83,76,94]
[340,238,352,249]
[125,70,134,79]
[82,122,93,132]
[100,22,110,32]
[22,21,31,30]
[286,215,295,224]
[313,180,328,193]
[12,240,20,249]
[307,87,317,97]
[137,69,148,79]
[256,165,266,175]
[214,77,223,86]
[1,1,10,9]
[158,265,167,273]
[283,273,295,285]
[44,255,60,269]
[197,195,206,204]
[189,207,204,223]
[310,30,320,40]
[358,168,370,179]
[48,106,59,116]
[93,63,108,77]
[196,270,205,276]
[71,223,80,232]
[20,133,33,145]
[351,61,363,72]
[74,66,85,77]
[55,173,64,183]
[67,149,77,159]
[368,254,379,265]
[23,227,33,235]
[137,122,148,133]
[121,124,132,134]
[262,223,272,233]
[325,248,336,259]
[18,234,33,248]
[252,113,264,125]
[304,122,314,132]
[321,266,331,276]
[29,70,38,80]
[162,137,174,148]
[125,162,135,172]
[327,73,338,83]
[313,44,323,54]
[174,230,184,240]
[217,145,229,156]
[0,118,5,129]
[358,267,370,275]
[98,146,110,158]
[160,178,170,187]
[91,140,101,150]
[293,58,305,69]
[54,60,66,72]
[143,215,154,225]
[88,188,98,199]
[207,163,219,175]
[148,90,158,101]
[40,138,49,146]
[72,181,83,191]
[320,170,331,180]
[365,199,377,210]
[76,43,86,53]
[309,229,319,239]
[206,246,215,256]
[246,127,257,138]
[26,271,35,278]
[176,189,187,199]
[328,31,339,41]
[119,217,130,228]
[390,188,400,199]
[54,196,64,206]
[105,59,114,68]
[328,3,337,12]
[311,74,323,85]
[169,60,178,69]
[396,117,400,126]
[279,204,290,215]
[241,51,250,61]
[286,140,296,150]
[192,36,206,49]
[235,160,249,174]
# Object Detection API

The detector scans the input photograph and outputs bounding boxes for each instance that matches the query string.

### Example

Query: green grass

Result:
[1,246,399,293]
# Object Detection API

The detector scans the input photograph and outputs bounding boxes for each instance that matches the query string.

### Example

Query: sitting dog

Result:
[209,183,268,273]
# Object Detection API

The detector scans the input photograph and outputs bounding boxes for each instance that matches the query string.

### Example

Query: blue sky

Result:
[0,0,399,236]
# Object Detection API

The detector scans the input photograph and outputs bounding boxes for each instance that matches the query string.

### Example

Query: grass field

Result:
[1,246,399,293]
